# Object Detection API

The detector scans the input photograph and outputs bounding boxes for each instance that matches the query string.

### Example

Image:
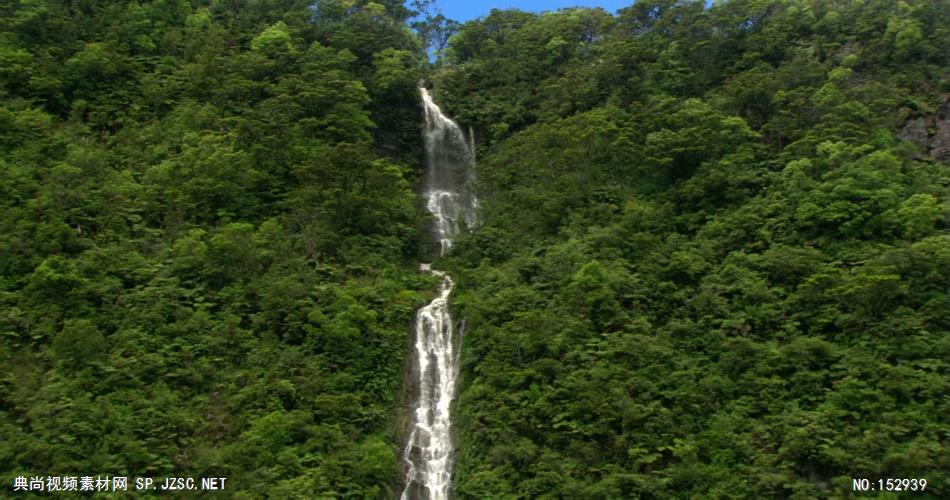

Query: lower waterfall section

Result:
[400,271,458,500]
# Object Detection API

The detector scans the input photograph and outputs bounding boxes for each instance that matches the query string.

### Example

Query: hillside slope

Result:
[1,1,430,496]
[434,1,950,497]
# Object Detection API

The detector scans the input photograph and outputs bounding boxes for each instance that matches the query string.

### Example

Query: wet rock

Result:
[898,117,929,151]
[931,100,950,162]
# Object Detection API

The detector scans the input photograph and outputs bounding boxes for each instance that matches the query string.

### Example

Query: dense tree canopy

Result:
[1,0,432,497]
[1,0,948,498]
[434,0,950,497]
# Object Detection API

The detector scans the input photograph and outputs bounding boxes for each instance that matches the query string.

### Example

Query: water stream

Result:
[400,88,477,500]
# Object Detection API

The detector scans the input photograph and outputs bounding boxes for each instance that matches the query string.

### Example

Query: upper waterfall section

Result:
[420,87,478,255]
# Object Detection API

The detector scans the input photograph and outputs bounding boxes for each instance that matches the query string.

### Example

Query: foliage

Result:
[2,0,949,498]
[436,1,950,497]
[0,0,429,496]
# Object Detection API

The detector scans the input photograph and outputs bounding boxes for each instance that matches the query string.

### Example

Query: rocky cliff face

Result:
[931,99,950,162]
[898,117,929,150]
[900,97,950,163]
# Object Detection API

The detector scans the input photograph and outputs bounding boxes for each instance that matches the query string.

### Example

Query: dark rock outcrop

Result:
[931,99,950,162]
[898,117,929,151]
[897,97,950,163]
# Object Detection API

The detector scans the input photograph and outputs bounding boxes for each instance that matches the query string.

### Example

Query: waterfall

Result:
[400,88,477,500]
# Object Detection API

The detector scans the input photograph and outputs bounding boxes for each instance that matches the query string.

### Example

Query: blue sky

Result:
[435,0,635,23]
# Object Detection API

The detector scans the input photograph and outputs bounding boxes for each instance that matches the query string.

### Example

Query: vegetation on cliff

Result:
[1,1,429,496]
[435,1,950,497]
[1,0,948,498]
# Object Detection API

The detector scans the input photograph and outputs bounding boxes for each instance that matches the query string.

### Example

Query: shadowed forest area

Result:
[1,0,948,498]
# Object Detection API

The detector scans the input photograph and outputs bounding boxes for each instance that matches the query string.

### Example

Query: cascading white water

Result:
[400,88,477,500]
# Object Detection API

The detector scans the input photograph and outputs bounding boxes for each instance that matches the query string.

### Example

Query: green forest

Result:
[1,0,948,498]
